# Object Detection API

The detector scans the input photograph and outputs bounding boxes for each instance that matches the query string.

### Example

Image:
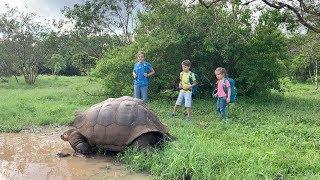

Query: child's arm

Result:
[132,71,137,79]
[145,67,155,77]
[186,80,197,90]
[178,82,182,89]
[213,81,218,97]
[227,86,231,103]
[213,92,217,98]
[144,64,155,77]
[190,80,197,88]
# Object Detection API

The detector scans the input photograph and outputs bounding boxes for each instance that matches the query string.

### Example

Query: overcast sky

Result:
[0,0,84,22]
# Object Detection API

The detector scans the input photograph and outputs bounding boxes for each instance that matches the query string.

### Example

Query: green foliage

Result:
[258,9,298,31]
[0,39,19,78]
[63,0,144,43]
[0,6,48,84]
[71,52,97,75]
[94,1,289,96]
[91,45,137,97]
[40,30,120,76]
[236,27,288,94]
[45,53,66,75]
[288,32,320,82]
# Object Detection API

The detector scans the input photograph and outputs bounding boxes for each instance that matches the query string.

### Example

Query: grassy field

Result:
[1,76,320,179]
[0,76,103,132]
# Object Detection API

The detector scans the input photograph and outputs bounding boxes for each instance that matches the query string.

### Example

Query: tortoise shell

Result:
[72,96,169,151]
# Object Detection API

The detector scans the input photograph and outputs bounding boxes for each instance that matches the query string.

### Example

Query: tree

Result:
[63,0,144,44]
[45,54,66,75]
[93,0,288,96]
[38,28,118,76]
[197,0,320,33]
[290,32,320,89]
[71,52,97,75]
[0,6,49,84]
[0,39,20,82]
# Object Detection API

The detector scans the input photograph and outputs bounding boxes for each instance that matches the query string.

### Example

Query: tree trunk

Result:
[23,66,38,85]
[13,74,19,83]
[308,66,312,81]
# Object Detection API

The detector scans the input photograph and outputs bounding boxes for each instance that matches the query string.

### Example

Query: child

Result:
[133,51,155,103]
[172,60,197,119]
[213,67,231,121]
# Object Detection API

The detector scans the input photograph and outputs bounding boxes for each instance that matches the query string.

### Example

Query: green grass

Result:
[122,84,320,179]
[0,75,103,132]
[1,76,320,179]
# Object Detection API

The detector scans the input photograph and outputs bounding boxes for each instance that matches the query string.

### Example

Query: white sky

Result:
[0,0,84,24]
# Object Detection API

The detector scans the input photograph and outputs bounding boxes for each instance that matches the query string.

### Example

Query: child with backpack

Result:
[213,67,235,121]
[172,60,197,120]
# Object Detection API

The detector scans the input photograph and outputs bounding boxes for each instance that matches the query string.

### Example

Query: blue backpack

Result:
[223,78,237,103]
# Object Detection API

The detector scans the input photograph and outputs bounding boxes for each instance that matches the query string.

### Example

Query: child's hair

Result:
[181,60,191,67]
[136,51,144,58]
[215,67,227,75]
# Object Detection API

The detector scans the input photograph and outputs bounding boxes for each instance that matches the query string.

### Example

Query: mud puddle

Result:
[0,126,151,180]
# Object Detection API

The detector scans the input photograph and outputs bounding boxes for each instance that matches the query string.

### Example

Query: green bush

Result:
[92,45,137,97]
[93,1,289,97]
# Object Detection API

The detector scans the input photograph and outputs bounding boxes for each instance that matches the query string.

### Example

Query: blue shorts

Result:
[175,91,192,108]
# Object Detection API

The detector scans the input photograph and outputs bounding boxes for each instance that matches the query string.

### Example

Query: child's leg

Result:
[216,98,220,113]
[184,93,192,117]
[140,85,148,103]
[186,107,192,117]
[173,92,184,114]
[173,104,179,113]
[218,97,227,119]
[134,85,141,99]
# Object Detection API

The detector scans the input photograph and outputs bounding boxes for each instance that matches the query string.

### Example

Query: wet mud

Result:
[0,126,151,180]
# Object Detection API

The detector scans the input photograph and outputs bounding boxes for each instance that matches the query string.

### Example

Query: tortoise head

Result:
[61,129,76,141]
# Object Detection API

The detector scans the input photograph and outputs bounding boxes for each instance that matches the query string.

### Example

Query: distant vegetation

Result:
[0,0,319,95]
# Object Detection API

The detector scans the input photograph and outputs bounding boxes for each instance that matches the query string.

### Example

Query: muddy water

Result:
[0,126,151,180]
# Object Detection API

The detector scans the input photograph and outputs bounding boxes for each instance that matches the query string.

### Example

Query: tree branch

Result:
[198,0,320,33]
[198,0,222,8]
[243,0,258,6]
[297,0,320,17]
[261,0,320,33]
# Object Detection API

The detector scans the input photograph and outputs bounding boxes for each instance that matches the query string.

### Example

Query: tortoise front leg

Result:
[73,142,93,157]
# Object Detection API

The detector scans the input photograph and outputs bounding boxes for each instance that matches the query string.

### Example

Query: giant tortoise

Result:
[61,96,173,155]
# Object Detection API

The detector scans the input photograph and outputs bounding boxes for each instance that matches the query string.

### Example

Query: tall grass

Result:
[122,83,320,179]
[1,76,320,179]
